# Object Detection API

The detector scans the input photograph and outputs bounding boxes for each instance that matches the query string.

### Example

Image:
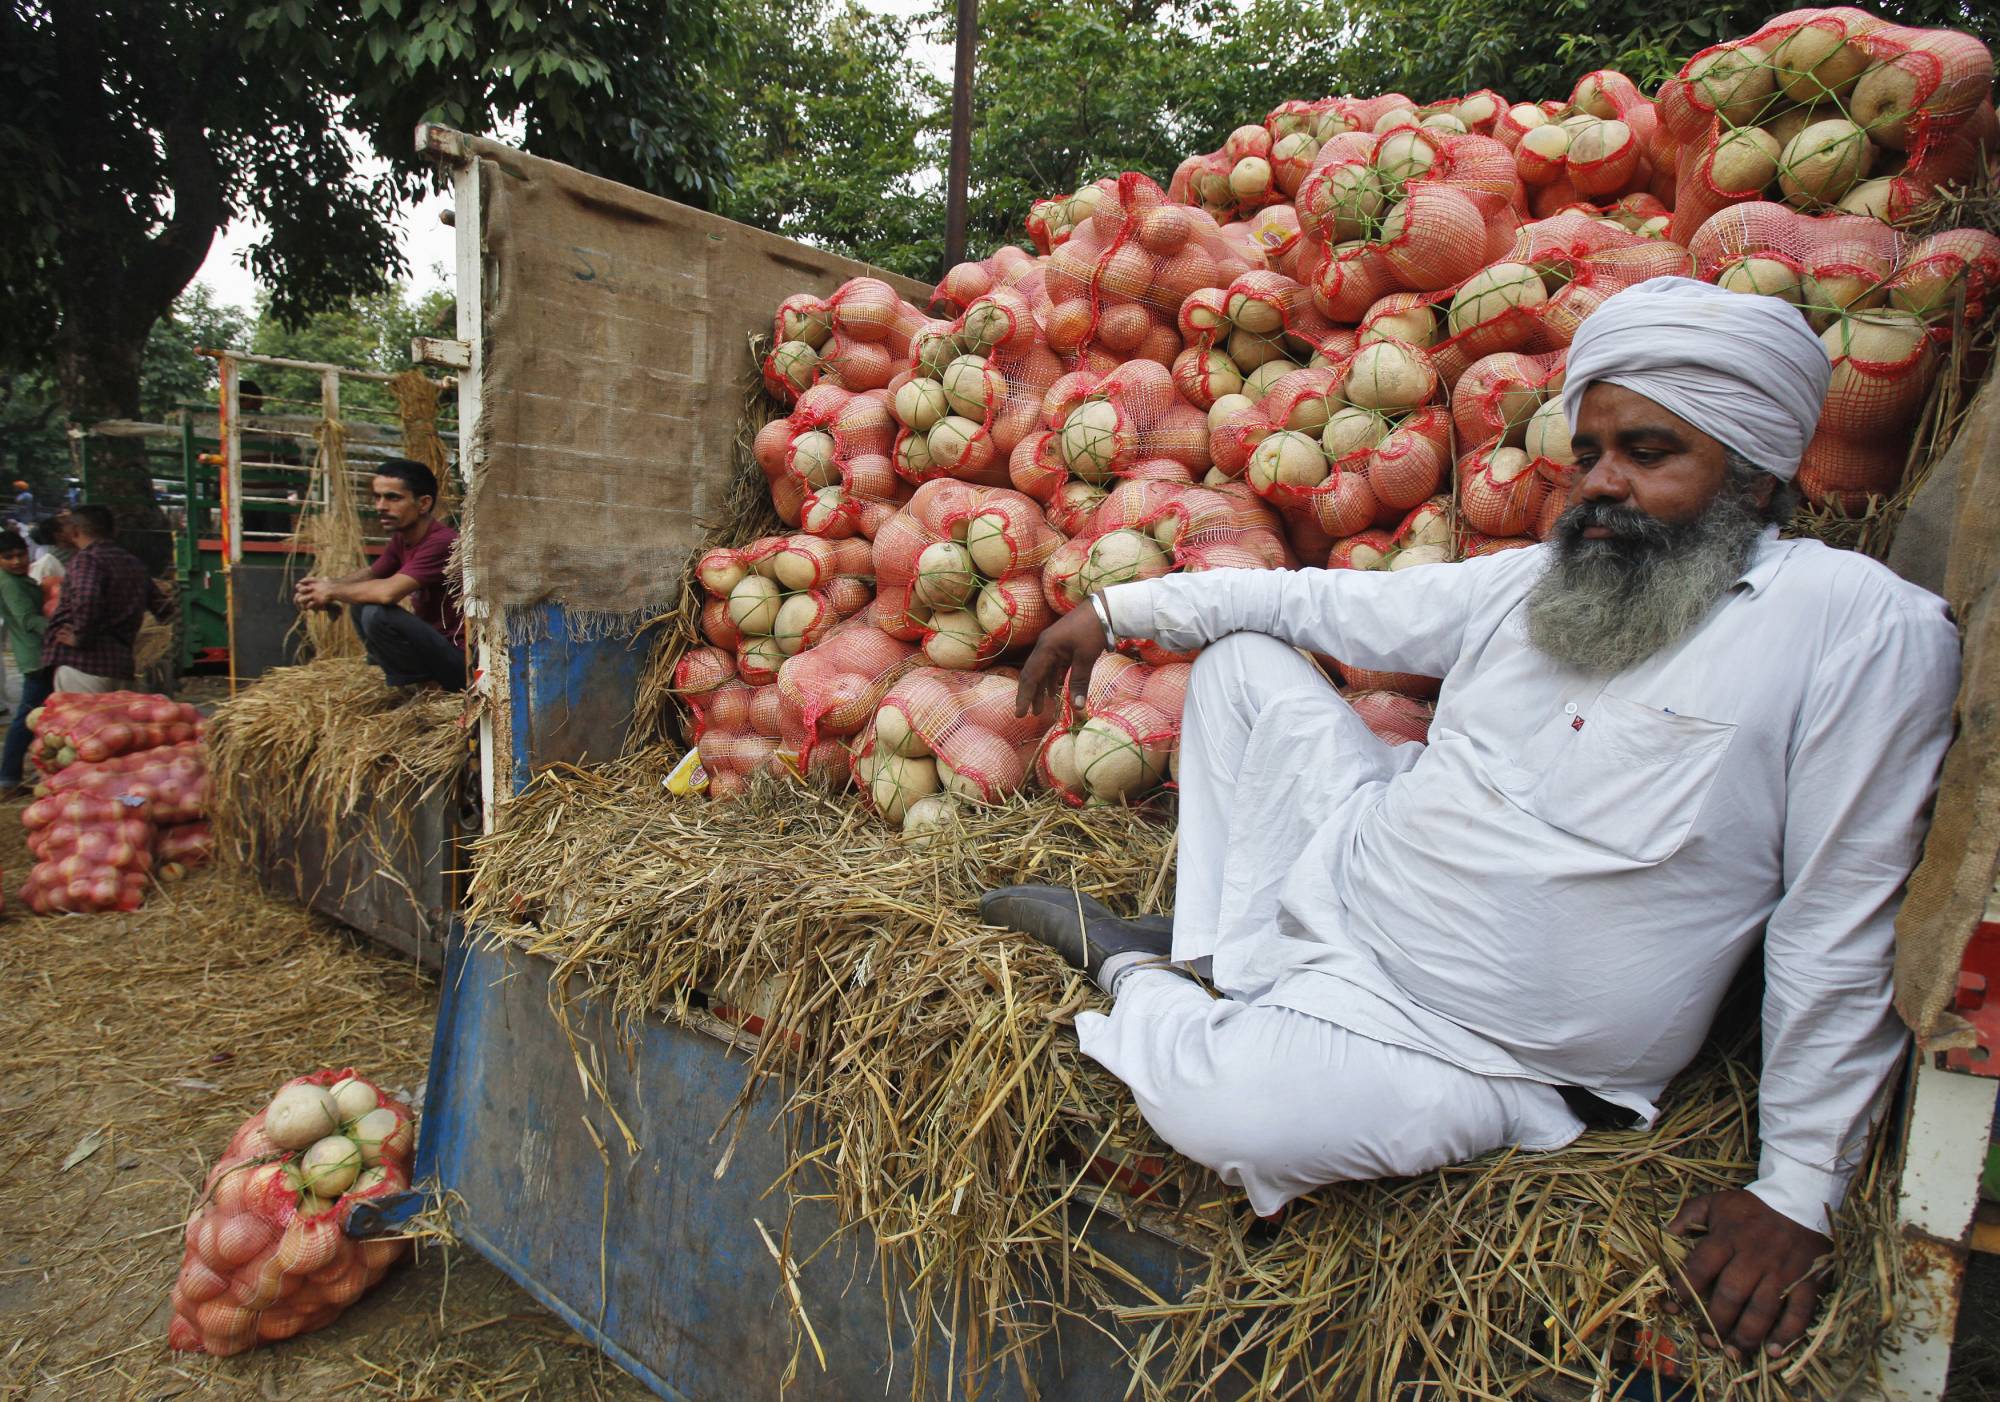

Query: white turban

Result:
[1560,276,1831,481]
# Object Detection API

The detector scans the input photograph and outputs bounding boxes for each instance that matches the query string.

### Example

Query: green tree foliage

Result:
[718,0,945,278]
[140,284,254,422]
[1,0,735,563]
[246,285,455,421]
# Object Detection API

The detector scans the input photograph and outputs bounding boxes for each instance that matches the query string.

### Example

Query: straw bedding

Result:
[207,656,472,874]
[467,760,1902,1401]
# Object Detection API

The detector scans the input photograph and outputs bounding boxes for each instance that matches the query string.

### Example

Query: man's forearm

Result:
[324,575,409,607]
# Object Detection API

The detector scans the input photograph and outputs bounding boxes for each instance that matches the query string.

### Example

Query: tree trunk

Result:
[52,315,174,575]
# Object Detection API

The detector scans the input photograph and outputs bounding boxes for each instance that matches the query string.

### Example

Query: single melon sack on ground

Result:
[167,1069,416,1356]
[1037,654,1191,807]
[852,666,1055,829]
[871,479,1063,669]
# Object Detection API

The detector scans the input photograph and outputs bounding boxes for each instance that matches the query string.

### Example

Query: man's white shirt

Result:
[1102,529,1959,1232]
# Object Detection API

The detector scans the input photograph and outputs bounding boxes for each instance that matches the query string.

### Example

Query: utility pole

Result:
[943,0,979,271]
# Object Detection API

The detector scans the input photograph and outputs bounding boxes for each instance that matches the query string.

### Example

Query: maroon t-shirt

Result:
[371,520,462,646]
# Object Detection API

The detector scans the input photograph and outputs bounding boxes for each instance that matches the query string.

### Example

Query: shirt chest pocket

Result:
[1517,694,1736,865]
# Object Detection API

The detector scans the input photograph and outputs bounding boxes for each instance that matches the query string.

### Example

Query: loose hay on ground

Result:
[467,760,1900,1401]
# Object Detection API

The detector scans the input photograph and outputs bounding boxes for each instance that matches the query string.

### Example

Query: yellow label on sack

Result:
[664,748,710,797]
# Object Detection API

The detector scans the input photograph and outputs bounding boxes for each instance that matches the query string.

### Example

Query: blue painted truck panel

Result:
[419,930,1193,1400]
[506,607,646,792]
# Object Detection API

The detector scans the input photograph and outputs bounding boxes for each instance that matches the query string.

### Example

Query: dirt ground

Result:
[0,799,650,1400]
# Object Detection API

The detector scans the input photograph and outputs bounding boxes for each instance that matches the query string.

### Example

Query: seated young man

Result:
[984,279,1960,1361]
[294,460,464,691]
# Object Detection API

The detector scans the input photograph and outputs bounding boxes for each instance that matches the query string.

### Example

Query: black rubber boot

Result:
[979,884,1173,978]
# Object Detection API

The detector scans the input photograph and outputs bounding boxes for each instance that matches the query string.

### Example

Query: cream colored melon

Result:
[1044,731,1084,793]
[1507,102,1550,131]
[1322,406,1388,461]
[1447,262,1549,336]
[1227,290,1285,336]
[767,341,820,393]
[1324,164,1385,241]
[1228,156,1274,201]
[1243,361,1293,400]
[1707,126,1781,196]
[1226,326,1289,372]
[1685,42,1775,127]
[1073,717,1169,801]
[1080,528,1173,595]
[1778,118,1872,207]
[1419,112,1467,133]
[901,793,959,836]
[788,429,840,489]
[1717,256,1807,304]
[1517,123,1571,178]
[726,575,783,637]
[869,752,939,825]
[913,539,978,610]
[1059,400,1129,483]
[1486,445,1533,483]
[1247,431,1330,494]
[1524,398,1574,466]
[927,415,992,472]
[1770,20,1871,103]
[1343,340,1436,413]
[1206,392,1256,431]
[772,591,826,655]
[941,354,1004,420]
[1837,177,1896,220]
[873,703,930,759]
[963,510,1019,577]
[265,1084,342,1151]
[1361,296,1439,348]
[697,551,750,598]
[923,609,987,669]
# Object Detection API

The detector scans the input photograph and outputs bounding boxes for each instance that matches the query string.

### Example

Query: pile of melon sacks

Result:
[673,5,1998,831]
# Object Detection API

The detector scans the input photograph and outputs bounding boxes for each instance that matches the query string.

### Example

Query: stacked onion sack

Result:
[28,690,203,777]
[888,258,1066,488]
[873,480,1063,670]
[1658,7,1996,241]
[1503,70,1678,221]
[1042,478,1293,664]
[20,737,210,912]
[1038,654,1191,807]
[853,667,1053,830]
[1452,348,1575,543]
[167,1072,415,1356]
[1291,125,1523,326]
[1041,173,1263,371]
[1690,201,2000,508]
[762,278,930,403]
[1011,358,1215,533]
[696,534,874,686]
[752,384,908,538]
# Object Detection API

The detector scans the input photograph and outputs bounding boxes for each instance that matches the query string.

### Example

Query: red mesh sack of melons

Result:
[888,271,1066,488]
[1424,213,1693,386]
[933,245,1045,317]
[871,480,1062,669]
[1038,653,1191,807]
[1345,689,1437,747]
[761,278,929,404]
[694,534,874,684]
[19,790,154,914]
[1319,497,1455,697]
[1240,205,1307,281]
[167,1069,415,1357]
[775,604,922,769]
[1659,11,1993,241]
[1796,431,1910,512]
[1008,357,1211,532]
[1173,269,1354,411]
[1025,178,1122,256]
[1041,479,1289,664]
[1450,349,1568,536]
[752,384,909,540]
[853,666,1054,827]
[1168,123,1293,223]
[1042,172,1262,369]
[1885,228,2000,324]
[672,649,792,799]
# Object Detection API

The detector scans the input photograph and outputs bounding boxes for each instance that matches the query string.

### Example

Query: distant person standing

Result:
[294,459,465,691]
[0,534,50,789]
[42,505,173,693]
[10,480,33,526]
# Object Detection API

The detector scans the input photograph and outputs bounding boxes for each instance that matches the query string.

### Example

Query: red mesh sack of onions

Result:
[167,1070,415,1356]
[29,690,203,773]
[751,385,908,539]
[1042,479,1291,664]
[156,819,214,876]
[45,741,207,822]
[1215,345,1449,542]
[1452,349,1573,541]
[1659,9,1995,239]
[1422,212,1694,387]
[1319,498,1455,698]
[887,271,1066,489]
[852,666,1053,831]
[20,791,154,913]
[775,606,922,783]
[762,278,929,404]
[1038,654,1190,807]
[1041,173,1262,371]
[1174,269,1356,413]
[695,534,874,686]
[872,480,1061,669]
[1009,358,1212,534]
[670,645,792,800]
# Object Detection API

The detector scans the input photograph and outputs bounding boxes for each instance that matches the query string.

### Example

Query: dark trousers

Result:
[1,668,54,784]
[354,605,466,690]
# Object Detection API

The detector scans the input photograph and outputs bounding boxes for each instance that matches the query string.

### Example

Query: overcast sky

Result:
[193,1,953,317]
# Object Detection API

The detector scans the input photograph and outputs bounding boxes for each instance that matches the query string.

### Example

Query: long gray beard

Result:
[1524,490,1767,674]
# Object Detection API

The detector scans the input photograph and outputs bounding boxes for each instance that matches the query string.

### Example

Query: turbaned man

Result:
[986,277,1960,1360]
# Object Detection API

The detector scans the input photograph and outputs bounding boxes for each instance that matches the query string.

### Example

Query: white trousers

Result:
[54,667,130,694]
[1076,633,1580,1216]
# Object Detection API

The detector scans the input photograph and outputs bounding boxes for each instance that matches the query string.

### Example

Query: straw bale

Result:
[207,656,472,874]
[467,762,1899,1400]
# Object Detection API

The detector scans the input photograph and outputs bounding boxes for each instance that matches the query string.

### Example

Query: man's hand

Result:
[1668,1189,1831,1359]
[53,625,76,647]
[1015,602,1110,718]
[294,577,337,611]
